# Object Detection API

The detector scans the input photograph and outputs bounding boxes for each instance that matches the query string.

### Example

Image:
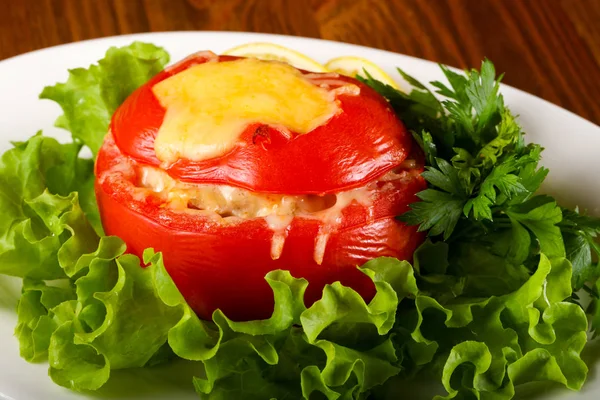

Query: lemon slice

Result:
[325,56,400,89]
[222,42,328,72]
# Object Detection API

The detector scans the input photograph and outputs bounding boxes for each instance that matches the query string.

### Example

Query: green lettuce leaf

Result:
[398,255,588,399]
[15,278,75,362]
[40,42,169,156]
[166,256,416,400]
[49,241,185,390]
[0,134,96,280]
[14,217,421,398]
[2,134,186,389]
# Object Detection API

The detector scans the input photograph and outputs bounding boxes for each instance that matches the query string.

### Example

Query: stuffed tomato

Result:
[95,51,426,321]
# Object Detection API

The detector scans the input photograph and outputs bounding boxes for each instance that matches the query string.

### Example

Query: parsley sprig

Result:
[360,61,600,332]
[363,61,548,240]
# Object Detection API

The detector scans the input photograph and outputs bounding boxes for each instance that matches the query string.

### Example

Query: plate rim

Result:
[0,30,597,132]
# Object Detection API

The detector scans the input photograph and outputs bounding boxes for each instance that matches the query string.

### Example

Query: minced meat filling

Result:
[138,166,340,219]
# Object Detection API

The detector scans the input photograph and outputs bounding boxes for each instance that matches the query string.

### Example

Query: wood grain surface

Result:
[0,0,599,125]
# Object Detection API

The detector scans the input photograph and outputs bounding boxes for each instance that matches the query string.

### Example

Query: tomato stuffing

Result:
[95,52,427,321]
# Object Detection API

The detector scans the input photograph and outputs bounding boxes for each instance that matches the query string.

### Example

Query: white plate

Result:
[0,31,599,400]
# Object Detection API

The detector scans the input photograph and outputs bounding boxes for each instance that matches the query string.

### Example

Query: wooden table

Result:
[1,0,599,125]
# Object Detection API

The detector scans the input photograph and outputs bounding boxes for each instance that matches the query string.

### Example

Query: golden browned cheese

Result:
[152,58,342,164]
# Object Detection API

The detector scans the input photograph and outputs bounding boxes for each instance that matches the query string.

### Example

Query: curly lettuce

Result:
[40,41,169,156]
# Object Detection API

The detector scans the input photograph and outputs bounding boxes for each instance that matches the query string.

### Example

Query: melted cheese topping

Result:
[152,58,343,164]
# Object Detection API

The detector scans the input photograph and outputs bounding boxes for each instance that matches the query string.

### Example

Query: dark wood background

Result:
[1,0,599,125]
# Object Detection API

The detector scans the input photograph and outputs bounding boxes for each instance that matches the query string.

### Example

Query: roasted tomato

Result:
[95,51,426,321]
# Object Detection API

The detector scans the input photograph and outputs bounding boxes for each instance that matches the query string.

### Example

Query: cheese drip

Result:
[152,58,343,164]
[137,166,373,262]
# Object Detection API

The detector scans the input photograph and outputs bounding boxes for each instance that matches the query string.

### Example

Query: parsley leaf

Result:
[463,156,527,220]
[560,208,600,290]
[506,195,565,259]
[401,189,464,239]
[367,60,543,239]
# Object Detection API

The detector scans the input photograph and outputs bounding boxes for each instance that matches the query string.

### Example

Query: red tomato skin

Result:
[95,136,426,321]
[110,54,414,195]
